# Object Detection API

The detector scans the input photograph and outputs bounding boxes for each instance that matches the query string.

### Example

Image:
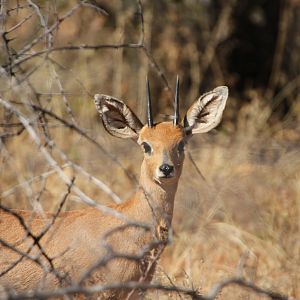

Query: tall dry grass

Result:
[1,1,300,299]
[2,100,299,298]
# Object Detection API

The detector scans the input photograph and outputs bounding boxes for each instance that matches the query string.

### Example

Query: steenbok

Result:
[0,78,228,299]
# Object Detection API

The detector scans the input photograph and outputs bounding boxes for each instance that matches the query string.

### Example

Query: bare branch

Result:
[6,13,34,34]
[80,0,109,16]
[0,98,130,222]
[1,276,292,300]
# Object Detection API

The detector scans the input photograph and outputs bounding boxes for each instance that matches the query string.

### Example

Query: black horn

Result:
[146,77,153,128]
[173,75,180,126]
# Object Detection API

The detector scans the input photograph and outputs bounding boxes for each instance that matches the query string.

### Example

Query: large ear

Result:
[183,86,228,135]
[94,94,143,139]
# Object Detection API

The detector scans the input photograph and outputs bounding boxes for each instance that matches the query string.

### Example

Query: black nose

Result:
[159,164,174,176]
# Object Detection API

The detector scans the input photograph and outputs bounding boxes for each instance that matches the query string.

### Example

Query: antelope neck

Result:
[136,169,179,227]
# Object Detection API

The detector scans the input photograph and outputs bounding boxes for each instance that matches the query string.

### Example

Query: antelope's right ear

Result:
[94,94,143,140]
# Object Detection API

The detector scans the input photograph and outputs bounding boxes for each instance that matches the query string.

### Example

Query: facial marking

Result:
[162,150,171,165]
[138,122,186,183]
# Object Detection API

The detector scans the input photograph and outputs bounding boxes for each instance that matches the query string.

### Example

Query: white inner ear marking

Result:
[94,94,143,140]
[184,86,228,134]
[102,106,109,113]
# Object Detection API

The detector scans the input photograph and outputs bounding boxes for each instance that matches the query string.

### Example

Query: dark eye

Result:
[142,142,152,154]
[177,141,185,154]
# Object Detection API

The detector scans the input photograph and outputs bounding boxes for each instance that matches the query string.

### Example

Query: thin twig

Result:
[1,276,292,300]
[0,98,131,222]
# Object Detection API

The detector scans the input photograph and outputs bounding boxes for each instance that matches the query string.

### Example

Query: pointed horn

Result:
[173,75,180,126]
[146,77,153,128]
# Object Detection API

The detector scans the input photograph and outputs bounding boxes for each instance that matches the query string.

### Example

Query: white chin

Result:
[154,171,175,183]
[157,173,175,179]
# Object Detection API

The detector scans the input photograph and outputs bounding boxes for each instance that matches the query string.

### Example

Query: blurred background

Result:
[0,0,300,298]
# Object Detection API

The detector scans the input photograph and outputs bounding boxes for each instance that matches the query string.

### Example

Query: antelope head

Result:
[94,78,228,188]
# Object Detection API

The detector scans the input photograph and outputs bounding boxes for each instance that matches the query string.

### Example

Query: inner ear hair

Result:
[94,94,143,139]
[183,86,228,134]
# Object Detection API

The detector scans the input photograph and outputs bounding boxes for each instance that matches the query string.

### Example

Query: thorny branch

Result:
[0,276,292,300]
[0,1,296,300]
[0,203,292,300]
[0,179,74,279]
[1,0,171,93]
[0,97,130,222]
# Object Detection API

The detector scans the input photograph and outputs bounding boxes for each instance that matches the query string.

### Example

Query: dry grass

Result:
[158,136,300,299]
[2,114,300,299]
[1,1,300,299]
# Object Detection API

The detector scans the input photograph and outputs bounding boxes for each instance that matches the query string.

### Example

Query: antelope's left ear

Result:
[183,86,228,135]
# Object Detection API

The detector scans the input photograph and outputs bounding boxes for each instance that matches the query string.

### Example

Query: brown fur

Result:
[0,84,228,298]
[0,122,186,299]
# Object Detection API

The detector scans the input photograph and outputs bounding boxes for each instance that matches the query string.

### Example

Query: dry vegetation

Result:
[0,0,300,299]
